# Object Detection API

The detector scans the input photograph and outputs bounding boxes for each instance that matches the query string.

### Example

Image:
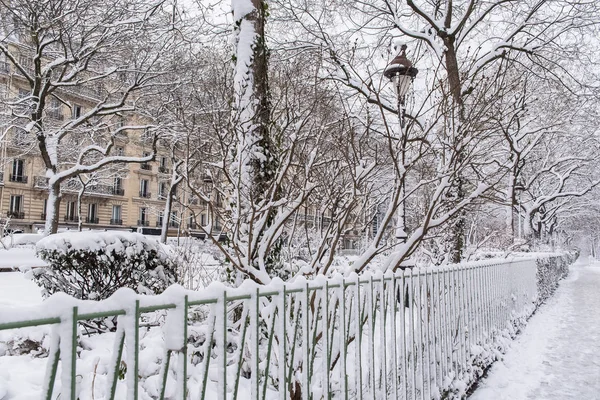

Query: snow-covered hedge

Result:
[535,251,578,305]
[33,232,177,301]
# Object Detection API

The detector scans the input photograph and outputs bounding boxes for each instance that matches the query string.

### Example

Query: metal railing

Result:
[0,257,551,400]
[6,211,25,219]
[34,176,125,197]
[9,174,28,183]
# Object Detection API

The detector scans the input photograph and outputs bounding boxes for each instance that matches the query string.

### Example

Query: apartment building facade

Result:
[0,45,210,236]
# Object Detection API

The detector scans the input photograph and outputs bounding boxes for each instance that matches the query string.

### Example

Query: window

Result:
[200,214,206,226]
[13,128,28,146]
[140,179,149,198]
[87,203,98,223]
[113,177,123,195]
[141,152,151,170]
[9,195,23,216]
[48,98,62,120]
[158,211,163,226]
[170,211,178,228]
[66,201,77,221]
[160,157,167,168]
[111,205,122,224]
[159,182,167,199]
[139,207,148,226]
[115,147,124,156]
[18,55,33,70]
[42,198,47,219]
[17,88,32,113]
[0,53,8,73]
[0,81,7,105]
[72,104,82,119]
[10,159,26,182]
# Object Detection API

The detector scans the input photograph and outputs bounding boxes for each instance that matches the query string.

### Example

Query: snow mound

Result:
[1,233,44,249]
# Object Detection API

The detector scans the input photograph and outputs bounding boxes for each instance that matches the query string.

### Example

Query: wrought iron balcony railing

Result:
[9,175,28,184]
[7,211,24,219]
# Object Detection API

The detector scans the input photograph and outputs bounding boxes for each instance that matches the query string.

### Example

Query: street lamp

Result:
[384,44,418,128]
[384,44,418,244]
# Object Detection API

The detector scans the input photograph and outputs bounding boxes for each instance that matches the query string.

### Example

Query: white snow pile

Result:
[1,233,45,249]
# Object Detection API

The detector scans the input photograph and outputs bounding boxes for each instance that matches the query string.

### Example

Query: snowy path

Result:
[470,259,600,400]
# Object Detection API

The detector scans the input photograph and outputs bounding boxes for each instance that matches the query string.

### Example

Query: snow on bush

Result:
[536,250,577,305]
[33,232,177,301]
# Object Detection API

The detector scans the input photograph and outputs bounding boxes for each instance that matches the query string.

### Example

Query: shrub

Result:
[535,251,577,305]
[33,231,177,300]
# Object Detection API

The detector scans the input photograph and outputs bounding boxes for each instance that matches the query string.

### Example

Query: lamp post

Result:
[384,44,418,246]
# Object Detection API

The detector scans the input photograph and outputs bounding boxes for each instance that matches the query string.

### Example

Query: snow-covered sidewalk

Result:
[470,259,600,400]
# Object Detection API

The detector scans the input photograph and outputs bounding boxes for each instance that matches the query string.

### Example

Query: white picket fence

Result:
[0,256,546,399]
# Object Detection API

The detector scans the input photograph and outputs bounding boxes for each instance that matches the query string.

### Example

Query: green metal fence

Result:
[0,256,547,399]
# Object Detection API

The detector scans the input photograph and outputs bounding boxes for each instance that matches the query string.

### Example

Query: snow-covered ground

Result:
[0,272,43,307]
[0,248,46,271]
[471,258,600,400]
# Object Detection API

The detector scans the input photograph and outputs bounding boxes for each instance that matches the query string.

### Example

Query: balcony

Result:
[34,176,123,197]
[158,166,170,174]
[158,193,167,200]
[139,191,151,199]
[110,219,122,225]
[85,217,99,224]
[188,222,197,229]
[156,221,163,227]
[137,220,149,227]
[140,163,152,171]
[64,215,78,222]
[63,85,103,100]
[169,221,179,228]
[7,211,24,219]
[9,175,28,184]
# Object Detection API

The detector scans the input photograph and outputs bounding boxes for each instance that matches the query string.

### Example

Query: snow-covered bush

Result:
[33,232,177,300]
[536,251,577,305]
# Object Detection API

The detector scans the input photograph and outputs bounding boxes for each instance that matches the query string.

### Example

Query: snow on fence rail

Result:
[0,256,563,400]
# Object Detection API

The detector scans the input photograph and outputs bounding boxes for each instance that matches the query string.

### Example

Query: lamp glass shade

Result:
[393,74,414,97]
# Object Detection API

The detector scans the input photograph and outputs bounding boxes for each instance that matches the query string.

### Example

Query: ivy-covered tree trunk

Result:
[231,0,282,281]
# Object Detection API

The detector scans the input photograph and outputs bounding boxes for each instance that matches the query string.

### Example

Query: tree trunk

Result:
[160,192,172,244]
[444,35,467,263]
[77,187,84,232]
[44,181,61,235]
[248,0,275,199]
